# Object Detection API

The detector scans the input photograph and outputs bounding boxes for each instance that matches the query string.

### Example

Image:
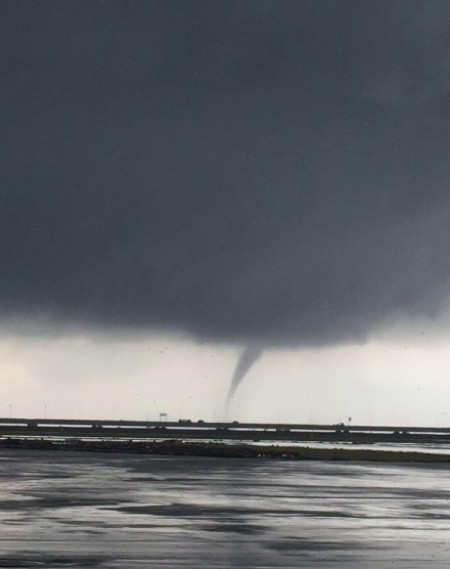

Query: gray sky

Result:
[1,1,450,424]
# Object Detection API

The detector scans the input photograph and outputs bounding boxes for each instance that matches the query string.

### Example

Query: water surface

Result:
[1,450,449,568]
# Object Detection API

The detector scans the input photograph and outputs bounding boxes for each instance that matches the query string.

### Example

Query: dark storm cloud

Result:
[1,0,450,346]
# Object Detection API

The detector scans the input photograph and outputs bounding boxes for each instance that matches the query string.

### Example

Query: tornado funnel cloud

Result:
[226,346,263,406]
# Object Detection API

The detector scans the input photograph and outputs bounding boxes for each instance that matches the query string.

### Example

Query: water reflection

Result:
[0,450,450,567]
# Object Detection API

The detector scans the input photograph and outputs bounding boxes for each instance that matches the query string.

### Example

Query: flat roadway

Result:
[1,418,450,445]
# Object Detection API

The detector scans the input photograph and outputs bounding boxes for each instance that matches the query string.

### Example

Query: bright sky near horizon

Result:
[2,325,450,426]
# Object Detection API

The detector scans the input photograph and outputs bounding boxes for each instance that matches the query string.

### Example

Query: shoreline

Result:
[2,437,450,463]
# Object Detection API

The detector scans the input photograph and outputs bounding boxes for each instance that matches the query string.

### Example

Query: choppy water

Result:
[1,450,450,568]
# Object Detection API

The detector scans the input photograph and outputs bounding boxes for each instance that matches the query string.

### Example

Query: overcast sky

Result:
[1,1,450,425]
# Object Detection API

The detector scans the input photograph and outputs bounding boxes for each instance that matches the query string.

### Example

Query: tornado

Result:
[226,345,263,408]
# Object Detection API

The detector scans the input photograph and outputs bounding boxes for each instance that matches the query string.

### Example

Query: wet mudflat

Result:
[0,450,450,568]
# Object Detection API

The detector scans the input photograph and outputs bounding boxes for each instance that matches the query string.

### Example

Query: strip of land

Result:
[1,437,450,462]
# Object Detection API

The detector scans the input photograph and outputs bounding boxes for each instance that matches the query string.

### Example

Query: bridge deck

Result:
[1,418,450,445]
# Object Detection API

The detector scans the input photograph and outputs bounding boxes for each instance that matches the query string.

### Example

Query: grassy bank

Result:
[1,436,450,462]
